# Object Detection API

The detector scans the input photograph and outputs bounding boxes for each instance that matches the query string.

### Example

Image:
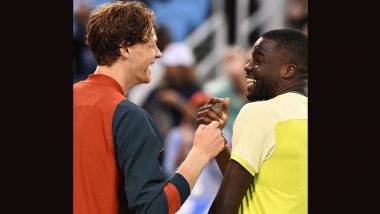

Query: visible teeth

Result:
[246,77,256,84]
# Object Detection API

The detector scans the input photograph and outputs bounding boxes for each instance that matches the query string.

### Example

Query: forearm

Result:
[208,160,254,214]
[176,148,209,191]
[210,202,239,214]
[209,200,237,214]
[215,147,231,175]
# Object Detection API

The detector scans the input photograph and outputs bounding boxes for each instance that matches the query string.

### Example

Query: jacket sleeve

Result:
[112,100,190,214]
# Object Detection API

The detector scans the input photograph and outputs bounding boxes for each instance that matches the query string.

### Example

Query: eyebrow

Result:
[252,49,264,57]
[256,44,268,52]
[253,44,272,57]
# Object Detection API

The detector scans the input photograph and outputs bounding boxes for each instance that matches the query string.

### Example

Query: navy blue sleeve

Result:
[167,173,190,204]
[112,100,189,213]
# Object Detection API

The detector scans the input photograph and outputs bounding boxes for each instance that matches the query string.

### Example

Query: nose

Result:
[155,46,162,59]
[244,61,254,72]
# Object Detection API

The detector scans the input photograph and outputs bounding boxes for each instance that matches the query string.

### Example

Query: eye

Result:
[252,54,264,66]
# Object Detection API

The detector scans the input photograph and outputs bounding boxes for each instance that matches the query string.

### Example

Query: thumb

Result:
[221,97,230,115]
[208,120,220,129]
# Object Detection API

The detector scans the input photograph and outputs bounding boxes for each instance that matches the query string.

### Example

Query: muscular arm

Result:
[208,160,254,214]
[214,147,231,175]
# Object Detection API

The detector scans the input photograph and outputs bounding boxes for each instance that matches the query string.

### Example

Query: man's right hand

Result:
[192,121,226,162]
[176,120,226,191]
[197,97,230,129]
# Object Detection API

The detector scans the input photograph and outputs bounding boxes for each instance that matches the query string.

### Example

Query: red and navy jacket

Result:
[74,74,190,214]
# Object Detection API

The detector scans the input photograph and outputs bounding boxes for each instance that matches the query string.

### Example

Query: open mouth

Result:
[246,75,256,87]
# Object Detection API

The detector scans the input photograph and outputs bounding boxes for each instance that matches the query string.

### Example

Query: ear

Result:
[119,46,130,59]
[280,64,296,79]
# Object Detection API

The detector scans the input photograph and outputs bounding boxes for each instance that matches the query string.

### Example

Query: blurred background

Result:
[73,0,307,213]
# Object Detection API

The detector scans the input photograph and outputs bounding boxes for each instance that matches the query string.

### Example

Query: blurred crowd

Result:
[73,0,307,213]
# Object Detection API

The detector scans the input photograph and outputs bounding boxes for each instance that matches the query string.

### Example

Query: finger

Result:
[209,105,223,117]
[207,97,224,105]
[199,104,213,111]
[221,97,230,115]
[198,104,223,117]
[197,117,213,126]
[198,109,220,121]
[198,103,221,112]
[196,111,205,120]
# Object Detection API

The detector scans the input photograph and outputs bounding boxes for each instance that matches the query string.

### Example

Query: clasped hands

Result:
[197,97,230,147]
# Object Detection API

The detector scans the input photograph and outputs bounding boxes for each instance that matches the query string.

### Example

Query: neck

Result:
[94,63,135,95]
[271,80,308,98]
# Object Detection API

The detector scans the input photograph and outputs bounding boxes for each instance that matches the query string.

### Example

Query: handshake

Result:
[197,97,230,129]
[191,97,230,162]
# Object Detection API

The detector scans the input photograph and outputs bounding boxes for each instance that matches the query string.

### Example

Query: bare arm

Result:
[208,160,254,214]
[214,146,231,175]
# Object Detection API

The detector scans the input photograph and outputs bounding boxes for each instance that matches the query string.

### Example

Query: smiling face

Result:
[244,37,289,101]
[127,29,162,84]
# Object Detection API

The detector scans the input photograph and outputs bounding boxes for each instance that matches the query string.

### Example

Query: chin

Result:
[246,93,260,102]
[247,96,255,102]
[141,78,151,84]
[246,91,254,101]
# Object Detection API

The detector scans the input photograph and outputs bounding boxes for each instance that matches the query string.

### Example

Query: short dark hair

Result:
[262,28,308,73]
[85,1,157,66]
